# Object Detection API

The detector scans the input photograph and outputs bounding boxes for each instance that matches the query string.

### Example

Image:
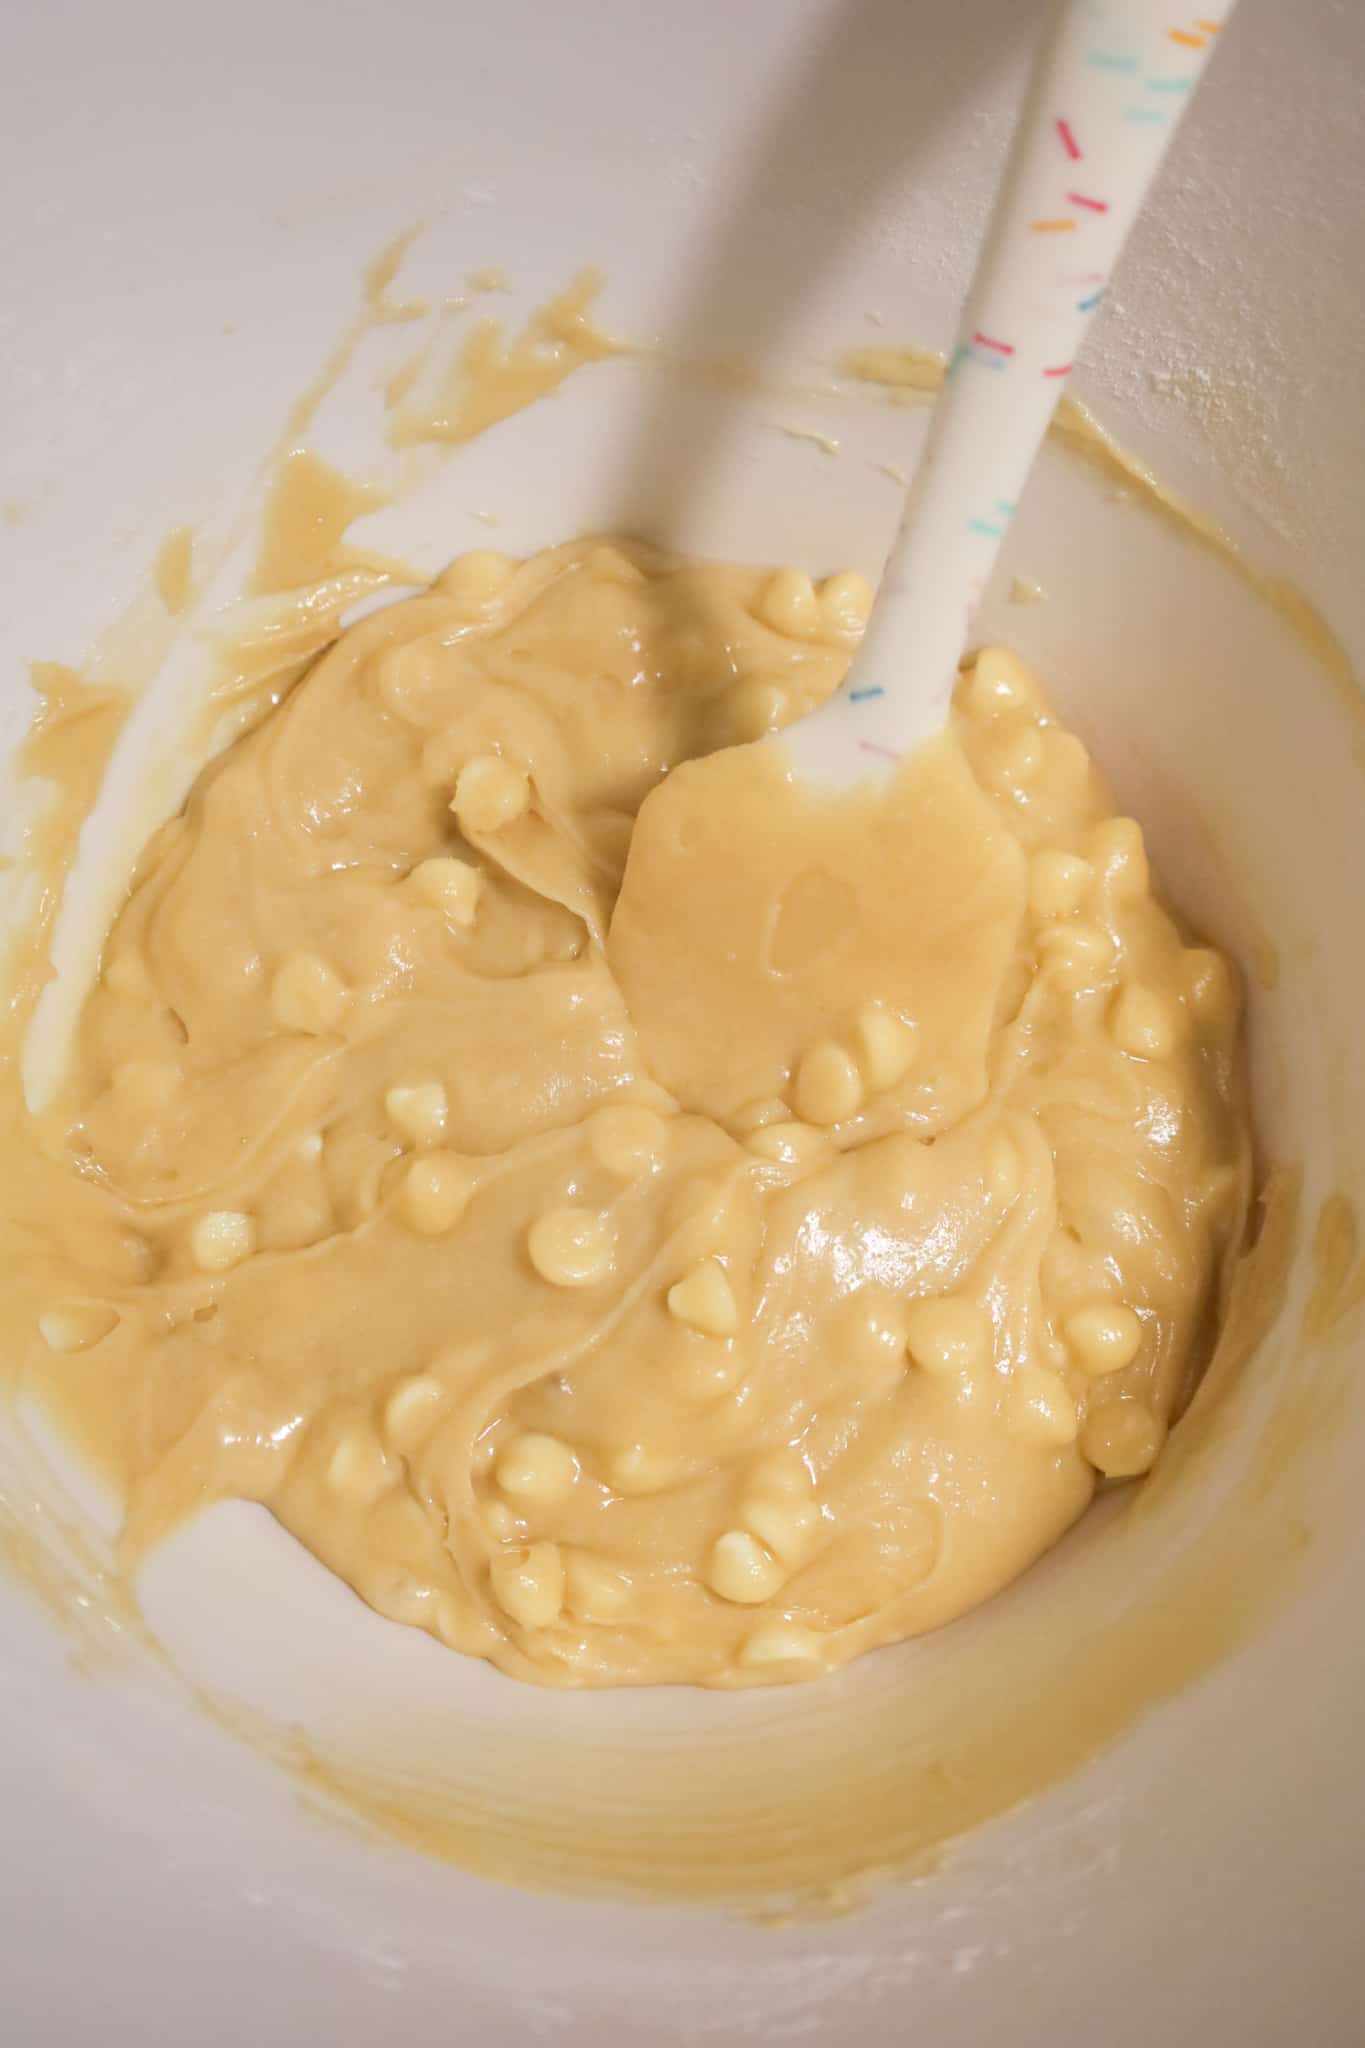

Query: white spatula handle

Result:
[806,0,1233,781]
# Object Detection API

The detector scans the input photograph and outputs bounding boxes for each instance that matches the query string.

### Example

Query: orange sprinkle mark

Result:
[1196,17,1223,30]
[1031,218,1077,234]
[1169,27,1206,47]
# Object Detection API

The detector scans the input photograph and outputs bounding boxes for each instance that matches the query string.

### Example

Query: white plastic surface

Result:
[2,2,1364,2043]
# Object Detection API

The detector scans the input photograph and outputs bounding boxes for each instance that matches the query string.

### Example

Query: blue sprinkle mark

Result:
[1086,51,1137,71]
[967,345,1007,372]
[1145,74,1192,91]
[966,518,1005,539]
[995,498,1016,516]
[1124,105,1167,122]
[849,686,885,702]
[1077,288,1105,312]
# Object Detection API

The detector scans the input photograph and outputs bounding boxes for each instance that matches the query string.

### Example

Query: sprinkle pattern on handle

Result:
[787,1,1233,787]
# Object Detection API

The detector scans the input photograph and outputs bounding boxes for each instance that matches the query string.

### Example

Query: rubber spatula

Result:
[608,0,1233,1125]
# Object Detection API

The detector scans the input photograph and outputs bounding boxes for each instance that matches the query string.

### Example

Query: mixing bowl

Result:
[3,0,1363,2039]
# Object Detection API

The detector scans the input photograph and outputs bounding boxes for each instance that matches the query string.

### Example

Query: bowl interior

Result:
[3,1,1365,2041]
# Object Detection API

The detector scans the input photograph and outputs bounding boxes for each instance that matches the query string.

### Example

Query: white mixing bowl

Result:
[3,1,1364,2040]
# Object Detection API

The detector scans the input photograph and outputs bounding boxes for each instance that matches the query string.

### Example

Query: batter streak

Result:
[14,538,1251,1687]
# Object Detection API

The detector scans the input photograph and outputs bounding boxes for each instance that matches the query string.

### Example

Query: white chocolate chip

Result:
[755,566,818,638]
[589,1103,671,1178]
[326,1425,394,1505]
[527,1206,615,1287]
[384,1081,449,1147]
[373,641,439,722]
[705,1529,787,1605]
[1044,728,1093,796]
[1109,983,1178,1060]
[435,549,517,607]
[845,1295,911,1384]
[1182,946,1239,1026]
[850,1001,917,1092]
[963,646,1042,716]
[1087,816,1150,901]
[793,1041,864,1126]
[407,855,483,926]
[584,543,647,586]
[1080,1397,1165,1477]
[1040,920,1116,993]
[743,1494,818,1565]
[495,1432,579,1503]
[732,1096,791,1135]
[905,1296,992,1378]
[983,1130,1024,1207]
[270,951,349,1035]
[451,754,529,834]
[189,1210,256,1273]
[744,1121,831,1171]
[739,1620,825,1670]
[666,1258,740,1337]
[373,1573,438,1628]
[38,1303,119,1353]
[729,679,790,741]
[1010,1366,1079,1446]
[609,1444,689,1494]
[1028,850,1093,920]
[818,570,874,636]
[399,1151,472,1234]
[564,1552,633,1622]
[748,1448,813,1498]
[382,1373,448,1450]
[1064,1302,1143,1377]
[982,723,1044,793]
[489,1540,565,1628]
[484,1500,519,1541]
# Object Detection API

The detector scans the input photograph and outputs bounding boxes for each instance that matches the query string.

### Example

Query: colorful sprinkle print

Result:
[966,497,1017,540]
[1056,116,1082,158]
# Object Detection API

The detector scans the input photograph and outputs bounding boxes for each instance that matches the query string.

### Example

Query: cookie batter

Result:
[16,538,1251,1687]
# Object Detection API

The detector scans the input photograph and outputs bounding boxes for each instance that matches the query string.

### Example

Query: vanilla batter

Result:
[13,538,1251,1687]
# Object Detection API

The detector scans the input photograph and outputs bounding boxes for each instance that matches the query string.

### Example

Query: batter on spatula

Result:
[8,538,1251,1688]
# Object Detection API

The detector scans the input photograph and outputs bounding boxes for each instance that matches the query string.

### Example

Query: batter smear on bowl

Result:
[11,538,1251,1686]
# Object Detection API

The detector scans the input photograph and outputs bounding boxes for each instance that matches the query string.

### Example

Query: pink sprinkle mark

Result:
[858,739,899,762]
[1066,191,1109,212]
[972,331,1015,356]
[1060,270,1106,285]
[1042,363,1073,378]
[1056,117,1081,160]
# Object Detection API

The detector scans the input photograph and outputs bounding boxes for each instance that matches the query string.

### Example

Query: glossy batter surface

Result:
[16,539,1251,1687]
